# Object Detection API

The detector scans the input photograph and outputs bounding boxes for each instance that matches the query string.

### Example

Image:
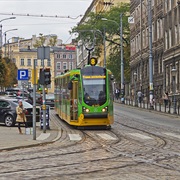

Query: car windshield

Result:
[46,94,54,99]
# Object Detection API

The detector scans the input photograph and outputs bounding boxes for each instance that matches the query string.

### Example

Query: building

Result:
[130,0,180,102]
[54,45,76,76]
[3,34,63,93]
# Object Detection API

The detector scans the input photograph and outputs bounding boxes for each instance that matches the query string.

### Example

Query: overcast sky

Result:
[0,0,93,44]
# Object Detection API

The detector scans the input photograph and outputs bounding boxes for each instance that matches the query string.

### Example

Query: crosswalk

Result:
[60,132,180,142]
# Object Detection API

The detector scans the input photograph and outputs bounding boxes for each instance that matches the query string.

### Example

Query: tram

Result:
[54,57,114,128]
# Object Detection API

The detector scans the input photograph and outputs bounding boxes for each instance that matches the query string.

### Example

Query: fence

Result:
[115,97,180,116]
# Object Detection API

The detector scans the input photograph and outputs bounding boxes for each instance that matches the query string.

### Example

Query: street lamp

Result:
[171,67,177,114]
[0,17,16,49]
[4,28,18,57]
[134,72,137,106]
[148,0,154,109]
[101,14,124,103]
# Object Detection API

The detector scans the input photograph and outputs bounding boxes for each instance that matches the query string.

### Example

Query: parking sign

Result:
[17,69,29,80]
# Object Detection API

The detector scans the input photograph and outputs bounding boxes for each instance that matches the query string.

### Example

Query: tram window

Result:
[83,78,106,105]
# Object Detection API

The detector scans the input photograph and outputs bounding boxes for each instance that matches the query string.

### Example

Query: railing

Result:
[114,97,180,116]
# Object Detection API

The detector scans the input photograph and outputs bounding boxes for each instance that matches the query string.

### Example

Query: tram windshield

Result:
[83,78,106,106]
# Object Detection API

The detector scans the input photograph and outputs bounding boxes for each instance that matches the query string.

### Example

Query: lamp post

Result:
[4,28,18,57]
[171,67,177,114]
[148,0,154,109]
[134,72,137,107]
[0,17,16,52]
[101,14,124,103]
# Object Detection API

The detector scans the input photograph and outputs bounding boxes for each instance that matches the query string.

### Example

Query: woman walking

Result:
[16,100,27,134]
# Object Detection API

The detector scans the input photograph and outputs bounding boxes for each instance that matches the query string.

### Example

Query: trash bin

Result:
[40,105,50,129]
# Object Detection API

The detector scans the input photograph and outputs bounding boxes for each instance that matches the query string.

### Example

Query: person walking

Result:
[16,100,27,134]
[137,90,143,103]
[163,92,169,107]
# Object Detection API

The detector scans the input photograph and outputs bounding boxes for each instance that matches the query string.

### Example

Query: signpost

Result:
[37,46,50,133]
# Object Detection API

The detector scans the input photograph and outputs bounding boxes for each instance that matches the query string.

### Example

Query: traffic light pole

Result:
[33,59,37,140]
[42,55,46,133]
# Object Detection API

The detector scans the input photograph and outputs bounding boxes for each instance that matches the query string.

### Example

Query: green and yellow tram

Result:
[54,57,114,128]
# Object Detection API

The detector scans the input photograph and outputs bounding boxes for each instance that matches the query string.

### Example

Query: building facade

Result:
[54,46,76,76]
[3,34,63,93]
[130,0,180,102]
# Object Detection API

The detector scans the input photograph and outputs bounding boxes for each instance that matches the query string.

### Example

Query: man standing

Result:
[16,100,27,134]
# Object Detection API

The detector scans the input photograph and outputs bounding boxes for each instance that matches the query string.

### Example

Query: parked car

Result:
[5,88,29,96]
[29,92,42,105]
[0,98,40,127]
[45,93,55,108]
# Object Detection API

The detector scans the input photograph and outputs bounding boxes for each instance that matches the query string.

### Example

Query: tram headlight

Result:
[102,106,108,112]
[83,107,90,113]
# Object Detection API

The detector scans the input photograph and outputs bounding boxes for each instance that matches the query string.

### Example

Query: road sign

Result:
[37,47,50,60]
[17,69,29,80]
[128,17,134,24]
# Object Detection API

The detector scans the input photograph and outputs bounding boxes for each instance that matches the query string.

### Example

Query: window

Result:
[0,100,10,108]
[56,62,61,70]
[63,54,66,59]
[63,62,67,70]
[34,59,38,66]
[47,59,51,66]
[69,54,73,59]
[27,59,31,66]
[40,59,43,66]
[12,58,16,63]
[69,62,73,70]
[169,29,172,48]
[20,59,24,66]
[175,25,178,45]
[165,31,168,49]
[57,54,60,58]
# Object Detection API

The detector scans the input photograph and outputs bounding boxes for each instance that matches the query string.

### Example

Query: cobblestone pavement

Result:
[0,105,180,180]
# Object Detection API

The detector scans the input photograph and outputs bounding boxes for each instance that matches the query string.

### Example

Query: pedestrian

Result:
[16,100,27,134]
[163,92,169,107]
[137,90,143,103]
[115,88,119,100]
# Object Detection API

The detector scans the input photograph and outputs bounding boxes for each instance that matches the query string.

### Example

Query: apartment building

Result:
[54,45,76,76]
[130,0,180,101]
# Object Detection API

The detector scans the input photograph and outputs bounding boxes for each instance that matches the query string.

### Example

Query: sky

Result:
[0,0,93,44]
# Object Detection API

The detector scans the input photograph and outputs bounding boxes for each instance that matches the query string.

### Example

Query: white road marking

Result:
[164,133,180,139]
[37,133,50,141]
[128,133,153,140]
[68,134,82,141]
[97,133,117,140]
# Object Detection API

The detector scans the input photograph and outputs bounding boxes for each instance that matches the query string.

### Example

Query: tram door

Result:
[71,81,78,121]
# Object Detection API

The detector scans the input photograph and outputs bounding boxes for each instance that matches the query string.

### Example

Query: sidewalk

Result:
[0,114,61,151]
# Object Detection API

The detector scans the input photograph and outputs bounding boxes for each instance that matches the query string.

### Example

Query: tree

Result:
[71,2,130,83]
[33,33,46,48]
[0,57,17,88]
[33,33,58,48]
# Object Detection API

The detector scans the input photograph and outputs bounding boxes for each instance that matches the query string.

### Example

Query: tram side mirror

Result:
[110,74,114,80]
[68,81,73,90]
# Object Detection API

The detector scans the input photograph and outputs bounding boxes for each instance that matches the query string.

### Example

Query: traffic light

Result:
[44,68,51,85]
[39,68,51,85]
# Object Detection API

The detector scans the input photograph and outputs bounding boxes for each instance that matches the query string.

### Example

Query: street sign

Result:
[17,69,29,80]
[128,17,134,24]
[37,46,50,60]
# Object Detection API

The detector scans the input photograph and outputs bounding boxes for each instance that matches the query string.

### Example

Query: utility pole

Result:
[103,27,106,67]
[148,0,154,109]
[120,13,124,103]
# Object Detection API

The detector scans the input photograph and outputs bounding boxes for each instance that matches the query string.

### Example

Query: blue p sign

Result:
[17,69,29,80]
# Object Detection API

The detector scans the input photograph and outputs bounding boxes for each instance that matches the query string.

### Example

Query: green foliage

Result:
[0,57,17,88]
[71,2,130,83]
